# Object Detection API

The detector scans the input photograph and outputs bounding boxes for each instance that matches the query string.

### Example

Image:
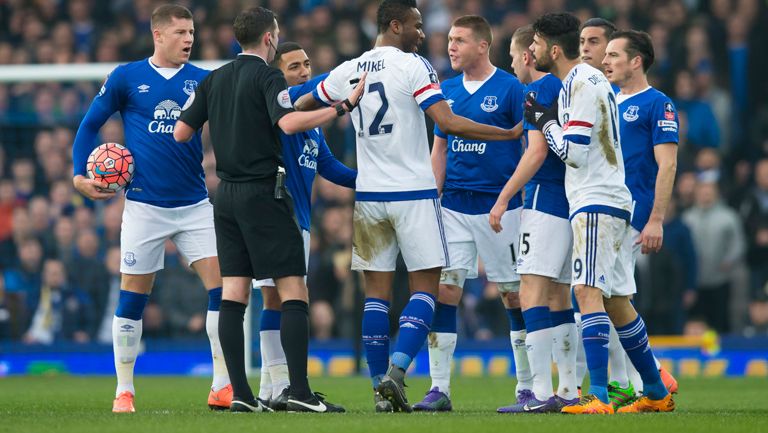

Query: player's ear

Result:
[390,19,401,35]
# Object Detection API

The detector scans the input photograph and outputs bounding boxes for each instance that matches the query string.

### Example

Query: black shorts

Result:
[214,179,306,280]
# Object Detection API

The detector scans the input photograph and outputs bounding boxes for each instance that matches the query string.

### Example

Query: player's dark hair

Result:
[452,15,493,44]
[377,0,417,34]
[512,24,535,51]
[150,4,193,29]
[532,13,581,60]
[271,42,303,67]
[610,30,655,72]
[581,17,617,40]
[234,7,277,49]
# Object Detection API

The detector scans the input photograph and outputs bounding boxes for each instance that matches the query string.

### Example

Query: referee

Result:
[174,6,364,413]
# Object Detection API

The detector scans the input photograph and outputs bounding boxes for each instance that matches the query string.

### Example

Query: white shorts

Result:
[120,199,217,274]
[253,229,311,288]
[351,199,448,272]
[611,227,641,295]
[441,206,520,284]
[570,212,634,297]
[517,209,572,284]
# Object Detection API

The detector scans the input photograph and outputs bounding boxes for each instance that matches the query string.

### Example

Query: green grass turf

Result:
[0,376,766,433]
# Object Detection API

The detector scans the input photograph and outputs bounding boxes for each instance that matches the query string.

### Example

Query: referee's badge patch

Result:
[181,92,195,111]
[277,89,292,109]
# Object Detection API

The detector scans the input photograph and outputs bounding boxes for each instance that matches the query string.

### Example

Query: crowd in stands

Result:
[0,0,767,345]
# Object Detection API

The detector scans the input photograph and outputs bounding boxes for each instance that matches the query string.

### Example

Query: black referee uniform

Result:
[179,53,305,281]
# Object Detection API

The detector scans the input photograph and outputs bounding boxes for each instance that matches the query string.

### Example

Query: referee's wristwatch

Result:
[335,98,357,117]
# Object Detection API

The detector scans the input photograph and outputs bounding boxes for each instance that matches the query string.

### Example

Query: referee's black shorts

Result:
[214,179,306,280]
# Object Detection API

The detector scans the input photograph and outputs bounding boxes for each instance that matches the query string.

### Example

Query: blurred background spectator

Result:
[0,0,765,344]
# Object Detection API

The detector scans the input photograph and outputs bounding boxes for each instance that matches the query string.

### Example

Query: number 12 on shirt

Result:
[357,82,393,137]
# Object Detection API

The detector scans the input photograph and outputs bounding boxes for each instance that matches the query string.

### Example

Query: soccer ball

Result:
[86,143,135,191]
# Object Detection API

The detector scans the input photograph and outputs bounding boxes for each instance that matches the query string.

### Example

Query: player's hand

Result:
[73,175,116,201]
[489,200,508,233]
[523,93,558,132]
[637,220,663,254]
[344,72,368,111]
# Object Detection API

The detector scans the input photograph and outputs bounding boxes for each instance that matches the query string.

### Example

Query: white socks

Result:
[259,329,289,400]
[427,332,457,396]
[113,316,142,396]
[608,324,629,388]
[574,312,587,388]
[510,330,533,392]
[527,328,554,399]
[206,310,230,391]
[552,322,578,399]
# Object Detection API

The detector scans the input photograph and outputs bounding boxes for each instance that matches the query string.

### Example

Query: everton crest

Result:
[183,80,199,96]
[480,95,498,113]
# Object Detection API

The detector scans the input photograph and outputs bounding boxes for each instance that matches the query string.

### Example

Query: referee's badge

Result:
[277,89,292,109]
[480,95,498,113]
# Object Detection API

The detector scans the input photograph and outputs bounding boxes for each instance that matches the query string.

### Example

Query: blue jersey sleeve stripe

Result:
[564,134,590,144]
[419,94,444,112]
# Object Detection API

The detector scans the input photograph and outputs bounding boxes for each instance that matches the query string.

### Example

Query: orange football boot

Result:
[617,394,675,413]
[112,391,135,413]
[659,367,679,394]
[561,394,615,414]
[208,384,233,410]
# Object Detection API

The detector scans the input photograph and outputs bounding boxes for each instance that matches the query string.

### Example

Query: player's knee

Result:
[573,285,603,311]
[501,290,521,308]
[261,286,282,310]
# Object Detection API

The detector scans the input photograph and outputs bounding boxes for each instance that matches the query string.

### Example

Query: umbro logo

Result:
[120,324,134,331]
[138,84,150,93]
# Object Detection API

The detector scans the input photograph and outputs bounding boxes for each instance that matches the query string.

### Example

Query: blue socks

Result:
[551,308,576,327]
[581,312,610,403]
[260,308,281,331]
[363,298,390,387]
[207,287,222,311]
[506,308,525,331]
[432,302,457,333]
[391,292,436,371]
[115,290,149,320]
[522,306,551,333]
[617,315,668,400]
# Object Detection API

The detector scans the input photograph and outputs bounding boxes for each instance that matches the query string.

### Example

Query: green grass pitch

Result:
[1,376,766,433]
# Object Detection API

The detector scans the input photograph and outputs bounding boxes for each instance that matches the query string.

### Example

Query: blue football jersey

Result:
[617,87,679,231]
[522,74,569,219]
[435,68,524,215]
[282,73,356,231]
[72,59,209,207]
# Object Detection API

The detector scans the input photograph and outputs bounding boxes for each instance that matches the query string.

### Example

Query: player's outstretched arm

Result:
[316,137,356,189]
[638,143,678,254]
[524,93,589,168]
[293,92,321,111]
[489,130,549,233]
[426,100,518,142]
[431,136,447,195]
[278,73,367,134]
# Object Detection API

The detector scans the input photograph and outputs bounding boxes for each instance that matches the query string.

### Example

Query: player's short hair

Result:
[271,42,304,67]
[234,7,277,49]
[610,30,655,72]
[532,13,581,60]
[581,17,617,40]
[150,4,193,29]
[377,0,417,34]
[452,15,493,44]
[512,24,535,51]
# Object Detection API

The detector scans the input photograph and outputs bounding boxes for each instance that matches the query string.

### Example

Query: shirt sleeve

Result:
[652,97,680,145]
[178,74,209,130]
[316,133,357,189]
[264,68,294,125]
[312,63,350,106]
[72,67,125,176]
[541,83,597,168]
[408,55,445,112]
[289,73,330,103]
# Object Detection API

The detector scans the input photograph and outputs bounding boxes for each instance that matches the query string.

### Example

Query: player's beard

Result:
[533,51,554,73]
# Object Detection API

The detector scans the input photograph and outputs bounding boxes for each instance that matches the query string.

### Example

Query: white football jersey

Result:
[314,46,444,200]
[543,63,632,220]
